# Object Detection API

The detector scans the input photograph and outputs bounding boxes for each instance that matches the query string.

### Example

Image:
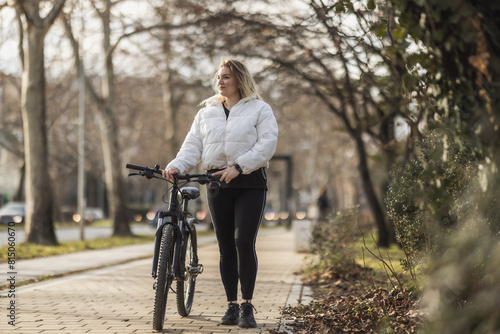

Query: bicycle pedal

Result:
[187,264,204,274]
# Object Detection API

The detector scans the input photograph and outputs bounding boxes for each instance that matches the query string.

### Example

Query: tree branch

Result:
[14,5,24,70]
[106,12,230,58]
[61,14,104,110]
[0,129,23,159]
[16,0,43,27]
[42,0,66,29]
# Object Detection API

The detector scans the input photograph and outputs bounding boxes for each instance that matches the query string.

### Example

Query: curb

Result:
[278,275,313,333]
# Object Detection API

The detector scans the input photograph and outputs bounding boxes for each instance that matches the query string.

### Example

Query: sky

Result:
[0,8,21,76]
[0,1,163,78]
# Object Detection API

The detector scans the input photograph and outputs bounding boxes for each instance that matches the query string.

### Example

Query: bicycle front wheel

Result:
[176,224,198,316]
[153,224,175,330]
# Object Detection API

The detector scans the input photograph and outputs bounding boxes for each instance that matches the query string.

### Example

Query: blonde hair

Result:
[200,59,263,106]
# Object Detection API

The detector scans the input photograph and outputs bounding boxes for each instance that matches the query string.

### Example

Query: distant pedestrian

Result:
[162,59,278,328]
[317,187,331,223]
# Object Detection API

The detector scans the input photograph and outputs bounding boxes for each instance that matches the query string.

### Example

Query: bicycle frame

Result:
[125,163,215,279]
[126,163,217,328]
[151,183,195,279]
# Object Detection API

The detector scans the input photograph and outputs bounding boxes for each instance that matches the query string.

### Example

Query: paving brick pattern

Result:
[1,229,305,333]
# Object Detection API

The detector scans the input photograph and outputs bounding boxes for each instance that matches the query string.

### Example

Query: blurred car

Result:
[73,207,105,224]
[84,207,105,222]
[0,202,26,224]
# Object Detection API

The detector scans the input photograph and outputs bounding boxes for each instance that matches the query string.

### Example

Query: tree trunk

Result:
[380,113,397,243]
[21,25,56,245]
[100,0,131,236]
[157,8,179,158]
[354,133,389,248]
[14,162,25,202]
[99,108,130,236]
[161,55,179,157]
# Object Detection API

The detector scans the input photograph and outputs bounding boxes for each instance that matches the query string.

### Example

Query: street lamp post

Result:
[77,3,86,241]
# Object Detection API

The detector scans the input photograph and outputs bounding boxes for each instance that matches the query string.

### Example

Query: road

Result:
[0,223,211,246]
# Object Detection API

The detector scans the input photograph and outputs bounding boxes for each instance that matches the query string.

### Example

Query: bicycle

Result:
[126,163,219,331]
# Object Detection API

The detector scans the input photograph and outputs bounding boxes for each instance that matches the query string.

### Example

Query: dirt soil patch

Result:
[272,264,424,333]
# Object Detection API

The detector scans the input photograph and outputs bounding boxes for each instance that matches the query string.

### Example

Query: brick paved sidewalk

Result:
[1,228,307,333]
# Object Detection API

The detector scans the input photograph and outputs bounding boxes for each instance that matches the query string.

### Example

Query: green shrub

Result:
[385,127,480,270]
[385,125,500,332]
[306,208,363,277]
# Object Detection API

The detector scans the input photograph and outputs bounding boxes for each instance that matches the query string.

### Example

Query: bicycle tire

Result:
[153,224,175,330]
[176,224,198,316]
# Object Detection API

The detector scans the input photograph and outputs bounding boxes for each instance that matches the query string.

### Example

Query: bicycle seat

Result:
[181,187,200,200]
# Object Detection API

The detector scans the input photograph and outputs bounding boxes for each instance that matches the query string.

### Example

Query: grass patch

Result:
[0,220,113,230]
[0,223,23,230]
[352,232,421,294]
[353,234,405,274]
[53,219,114,228]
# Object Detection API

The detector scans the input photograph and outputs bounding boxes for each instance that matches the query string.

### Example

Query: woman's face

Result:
[217,66,239,99]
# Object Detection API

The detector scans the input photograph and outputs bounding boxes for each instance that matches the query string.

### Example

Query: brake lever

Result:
[196,174,218,185]
[209,174,222,184]
[128,170,156,179]
[206,174,223,189]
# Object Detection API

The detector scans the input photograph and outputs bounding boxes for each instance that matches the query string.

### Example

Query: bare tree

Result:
[13,0,66,245]
[152,5,179,157]
[62,0,131,236]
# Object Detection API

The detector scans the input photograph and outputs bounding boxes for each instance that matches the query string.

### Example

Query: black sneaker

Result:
[220,303,240,325]
[239,302,257,328]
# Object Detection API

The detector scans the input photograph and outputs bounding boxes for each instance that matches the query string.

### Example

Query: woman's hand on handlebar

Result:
[212,166,240,184]
[162,167,180,181]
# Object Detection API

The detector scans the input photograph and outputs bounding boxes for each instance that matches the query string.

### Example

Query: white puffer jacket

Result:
[167,96,278,174]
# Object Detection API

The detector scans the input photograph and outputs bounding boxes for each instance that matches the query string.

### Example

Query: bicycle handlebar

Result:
[126,163,162,174]
[126,163,218,184]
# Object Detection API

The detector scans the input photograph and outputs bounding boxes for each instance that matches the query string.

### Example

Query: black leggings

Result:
[207,187,266,301]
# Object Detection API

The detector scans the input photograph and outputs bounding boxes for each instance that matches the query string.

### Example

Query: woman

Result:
[162,59,278,328]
